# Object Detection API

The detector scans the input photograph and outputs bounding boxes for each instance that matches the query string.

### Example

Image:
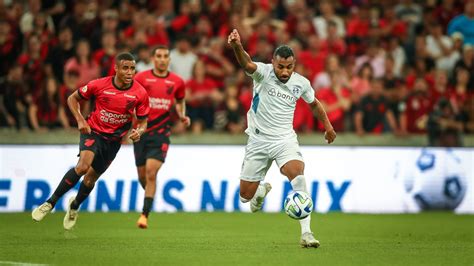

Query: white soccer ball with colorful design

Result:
[284,191,313,220]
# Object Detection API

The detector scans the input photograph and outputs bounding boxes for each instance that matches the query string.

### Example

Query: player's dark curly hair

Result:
[273,45,294,59]
[115,52,135,64]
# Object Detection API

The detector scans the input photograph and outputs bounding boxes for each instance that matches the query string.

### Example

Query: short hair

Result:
[115,52,135,65]
[273,45,294,59]
[151,45,169,55]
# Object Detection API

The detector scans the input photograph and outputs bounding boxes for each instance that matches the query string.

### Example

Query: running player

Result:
[228,29,336,248]
[133,46,190,229]
[31,52,150,230]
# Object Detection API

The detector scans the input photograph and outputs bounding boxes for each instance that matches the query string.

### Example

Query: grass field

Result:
[0,212,473,266]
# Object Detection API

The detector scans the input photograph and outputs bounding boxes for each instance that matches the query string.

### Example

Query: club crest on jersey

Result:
[126,99,136,111]
[292,85,302,97]
[166,85,174,95]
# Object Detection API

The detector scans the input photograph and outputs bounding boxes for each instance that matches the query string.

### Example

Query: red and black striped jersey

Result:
[135,70,185,136]
[78,76,150,140]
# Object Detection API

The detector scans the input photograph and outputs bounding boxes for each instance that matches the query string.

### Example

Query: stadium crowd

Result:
[0,0,473,146]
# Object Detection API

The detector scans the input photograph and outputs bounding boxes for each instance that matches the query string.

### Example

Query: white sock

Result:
[291,175,312,234]
[239,196,250,203]
[240,183,266,203]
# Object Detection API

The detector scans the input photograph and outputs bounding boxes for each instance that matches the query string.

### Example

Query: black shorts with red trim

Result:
[79,132,121,175]
[133,132,170,166]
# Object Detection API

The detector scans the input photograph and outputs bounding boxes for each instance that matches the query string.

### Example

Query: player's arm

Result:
[175,98,191,127]
[129,118,147,143]
[310,98,336,144]
[67,90,90,134]
[228,29,257,74]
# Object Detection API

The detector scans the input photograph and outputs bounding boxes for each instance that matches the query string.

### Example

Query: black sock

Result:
[142,197,154,217]
[46,168,82,207]
[71,181,94,210]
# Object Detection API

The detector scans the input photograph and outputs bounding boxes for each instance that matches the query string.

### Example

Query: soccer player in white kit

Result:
[228,29,337,248]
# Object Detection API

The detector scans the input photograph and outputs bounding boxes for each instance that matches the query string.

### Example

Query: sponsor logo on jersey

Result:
[268,88,295,103]
[104,91,116,95]
[124,93,137,99]
[145,78,157,82]
[149,97,171,110]
[99,110,131,124]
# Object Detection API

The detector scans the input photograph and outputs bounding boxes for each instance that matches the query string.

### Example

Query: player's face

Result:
[115,60,136,84]
[272,56,295,83]
[153,48,170,72]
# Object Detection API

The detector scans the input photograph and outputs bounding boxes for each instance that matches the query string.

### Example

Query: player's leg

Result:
[134,135,147,189]
[137,135,168,228]
[239,139,272,212]
[276,140,319,248]
[32,149,95,222]
[137,158,163,228]
[63,166,101,230]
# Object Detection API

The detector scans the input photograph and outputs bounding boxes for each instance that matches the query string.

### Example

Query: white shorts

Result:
[240,137,304,182]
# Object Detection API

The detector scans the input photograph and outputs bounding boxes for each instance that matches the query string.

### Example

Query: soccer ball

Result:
[284,191,313,220]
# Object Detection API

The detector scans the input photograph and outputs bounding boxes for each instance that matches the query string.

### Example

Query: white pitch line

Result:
[0,261,48,266]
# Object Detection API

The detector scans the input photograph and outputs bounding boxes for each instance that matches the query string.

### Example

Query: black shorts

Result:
[79,132,121,175]
[133,132,170,166]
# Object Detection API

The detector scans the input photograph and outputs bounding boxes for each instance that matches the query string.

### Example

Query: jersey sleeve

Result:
[136,90,150,119]
[301,79,315,104]
[245,62,270,83]
[77,79,98,100]
[174,78,185,100]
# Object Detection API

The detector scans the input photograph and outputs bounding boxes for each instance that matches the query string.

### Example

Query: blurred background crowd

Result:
[0,0,473,146]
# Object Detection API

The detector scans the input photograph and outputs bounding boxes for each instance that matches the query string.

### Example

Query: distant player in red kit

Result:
[32,52,150,230]
[134,46,190,228]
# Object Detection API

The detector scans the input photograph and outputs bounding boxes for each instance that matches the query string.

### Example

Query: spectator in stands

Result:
[90,9,119,51]
[59,69,83,128]
[64,39,99,87]
[199,37,235,88]
[453,44,474,90]
[45,26,74,83]
[313,54,349,91]
[355,78,399,135]
[355,40,385,78]
[298,34,327,81]
[395,0,423,41]
[316,75,352,132]
[186,60,223,133]
[313,0,345,40]
[93,31,117,77]
[135,44,153,73]
[17,34,46,96]
[0,64,29,130]
[449,67,472,115]
[28,77,69,132]
[20,0,55,36]
[427,98,464,147]
[350,62,373,104]
[386,37,406,78]
[433,0,463,31]
[320,20,346,56]
[59,0,93,41]
[0,19,22,78]
[169,35,197,81]
[383,55,405,122]
[448,1,474,45]
[399,78,434,134]
[215,82,245,134]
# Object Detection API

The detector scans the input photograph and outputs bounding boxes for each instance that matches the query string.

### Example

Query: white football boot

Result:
[63,197,79,230]
[32,202,53,221]
[250,183,272,213]
[300,232,320,248]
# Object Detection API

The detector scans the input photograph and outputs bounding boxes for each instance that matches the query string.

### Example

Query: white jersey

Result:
[245,62,315,141]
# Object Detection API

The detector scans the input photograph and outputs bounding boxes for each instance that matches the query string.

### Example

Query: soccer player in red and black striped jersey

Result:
[32,52,150,230]
[133,46,190,229]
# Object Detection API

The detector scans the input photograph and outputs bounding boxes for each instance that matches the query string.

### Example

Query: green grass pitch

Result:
[0,212,473,265]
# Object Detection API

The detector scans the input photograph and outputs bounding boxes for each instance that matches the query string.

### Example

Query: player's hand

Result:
[324,128,336,144]
[180,116,191,127]
[227,29,241,46]
[78,119,91,134]
[129,128,142,143]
